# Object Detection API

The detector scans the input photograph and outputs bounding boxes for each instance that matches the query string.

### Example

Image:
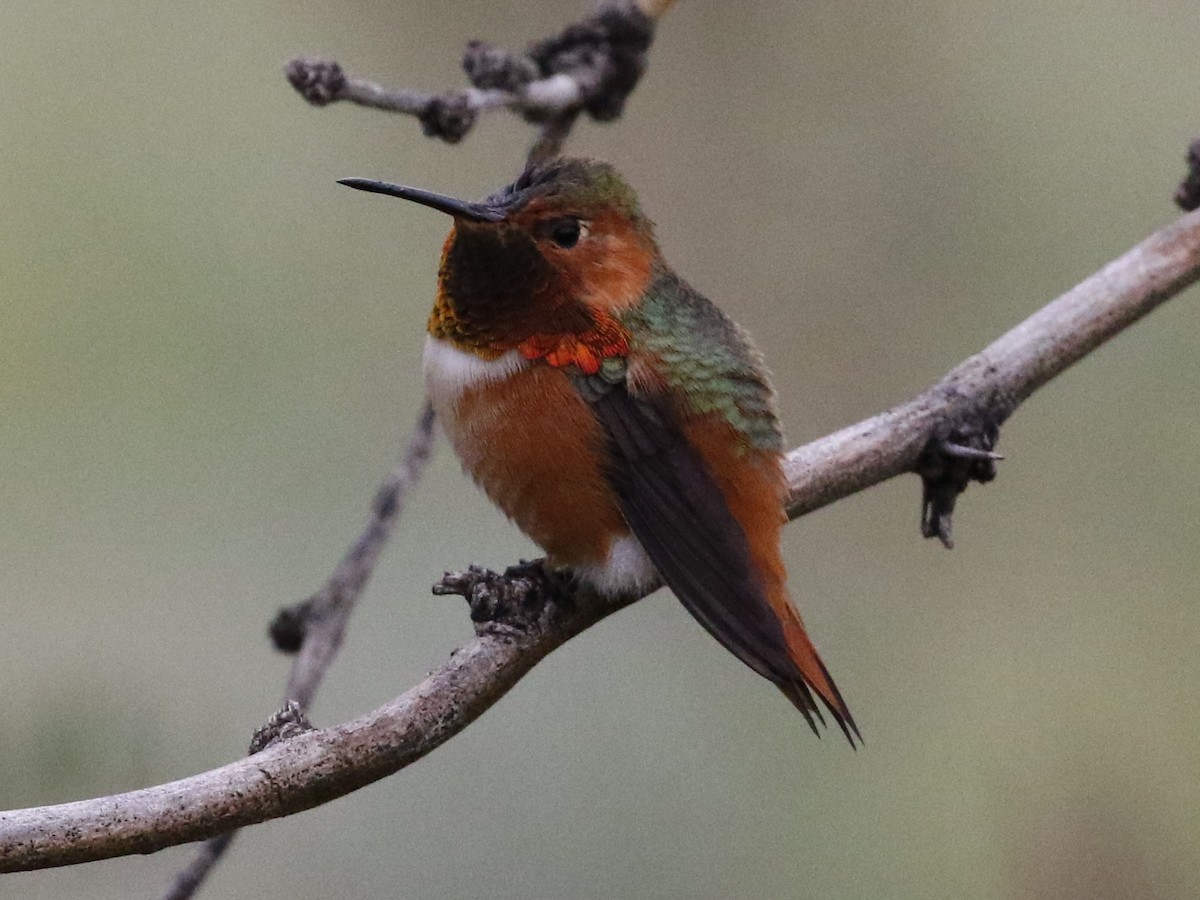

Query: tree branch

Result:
[285,0,667,158]
[3,205,1199,873]
[156,1,674,893]
[782,206,1200,519]
[276,401,437,709]
[157,403,436,900]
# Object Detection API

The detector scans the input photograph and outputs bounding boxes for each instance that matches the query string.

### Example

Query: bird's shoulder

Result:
[611,266,783,453]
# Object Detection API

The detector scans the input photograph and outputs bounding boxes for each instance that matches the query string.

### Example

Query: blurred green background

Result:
[3,1,1199,898]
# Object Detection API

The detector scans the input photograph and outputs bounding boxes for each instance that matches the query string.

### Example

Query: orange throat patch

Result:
[429,295,630,375]
[516,312,629,374]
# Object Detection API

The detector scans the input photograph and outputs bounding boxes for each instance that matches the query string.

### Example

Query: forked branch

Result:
[159,1,675,893]
[285,0,670,164]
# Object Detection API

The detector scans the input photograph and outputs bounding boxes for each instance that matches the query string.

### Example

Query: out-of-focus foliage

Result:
[1,2,1197,898]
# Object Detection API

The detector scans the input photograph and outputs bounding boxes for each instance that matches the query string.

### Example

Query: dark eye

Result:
[547,218,585,248]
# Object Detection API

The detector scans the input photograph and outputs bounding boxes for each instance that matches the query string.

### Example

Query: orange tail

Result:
[778,601,860,747]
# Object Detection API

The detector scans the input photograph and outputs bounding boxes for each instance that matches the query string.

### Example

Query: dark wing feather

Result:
[585,380,822,719]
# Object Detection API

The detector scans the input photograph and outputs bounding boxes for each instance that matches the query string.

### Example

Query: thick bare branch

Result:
[783,206,1200,518]
[3,206,1199,873]
[0,597,620,872]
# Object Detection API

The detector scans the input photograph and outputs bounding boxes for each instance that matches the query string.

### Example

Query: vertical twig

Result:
[527,108,582,167]
[157,402,437,900]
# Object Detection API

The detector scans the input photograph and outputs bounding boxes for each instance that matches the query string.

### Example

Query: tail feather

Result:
[779,680,822,738]
[778,605,861,747]
[779,679,860,747]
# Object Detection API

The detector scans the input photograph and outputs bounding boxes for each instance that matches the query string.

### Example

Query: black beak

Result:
[337,178,505,223]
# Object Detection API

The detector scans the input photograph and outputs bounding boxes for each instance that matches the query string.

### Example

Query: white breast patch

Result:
[422,336,529,411]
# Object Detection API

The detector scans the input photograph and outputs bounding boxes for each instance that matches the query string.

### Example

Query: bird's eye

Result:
[547,218,586,248]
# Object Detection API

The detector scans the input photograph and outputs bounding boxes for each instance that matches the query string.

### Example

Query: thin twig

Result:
[285,0,664,150]
[161,3,671,894]
[284,400,437,708]
[156,402,437,900]
[527,108,582,168]
[637,0,677,16]
[4,206,1199,873]
[158,833,236,900]
[1175,137,1200,211]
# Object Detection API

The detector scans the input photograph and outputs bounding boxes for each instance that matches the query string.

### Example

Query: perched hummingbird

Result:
[340,158,858,744]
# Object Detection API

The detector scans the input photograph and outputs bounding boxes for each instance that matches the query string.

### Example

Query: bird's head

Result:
[340,158,660,361]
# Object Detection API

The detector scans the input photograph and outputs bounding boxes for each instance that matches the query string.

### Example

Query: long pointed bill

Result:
[336,178,505,222]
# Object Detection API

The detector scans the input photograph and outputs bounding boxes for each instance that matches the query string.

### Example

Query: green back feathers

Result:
[622,268,784,452]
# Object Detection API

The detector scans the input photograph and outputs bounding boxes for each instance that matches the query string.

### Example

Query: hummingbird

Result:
[339,158,858,744]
